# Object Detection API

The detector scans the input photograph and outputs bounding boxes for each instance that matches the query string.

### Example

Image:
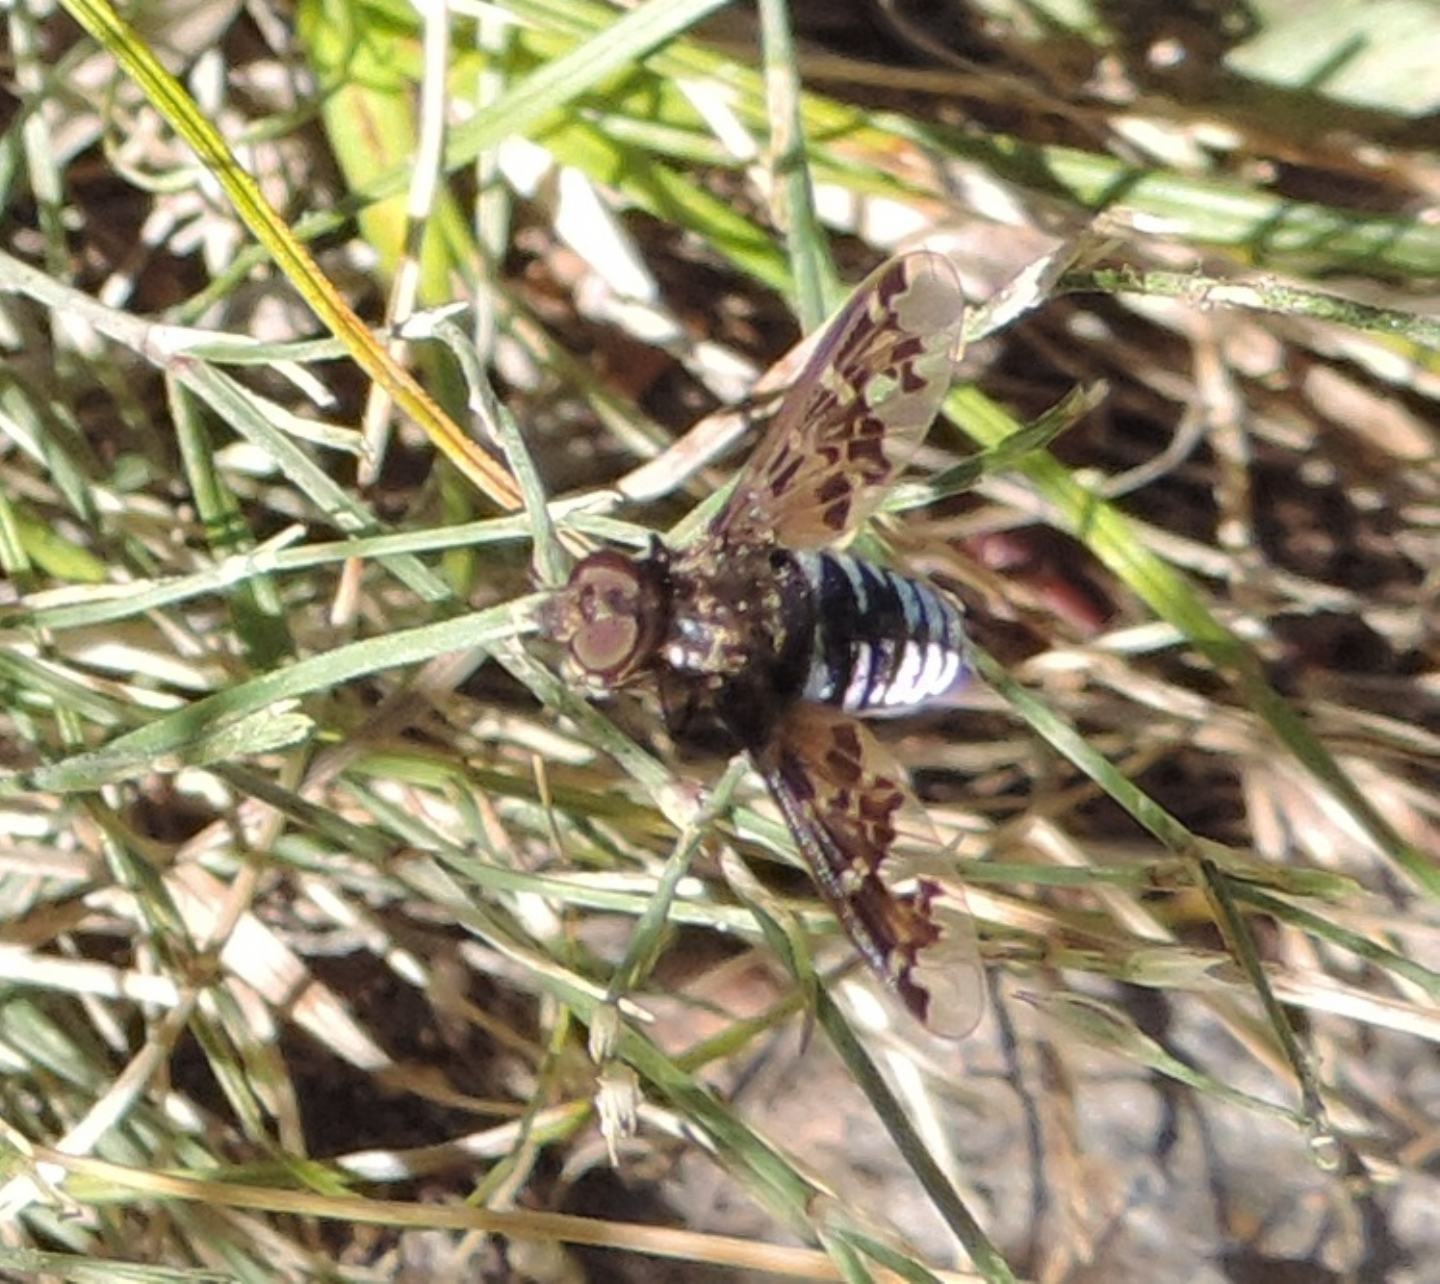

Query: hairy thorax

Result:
[657,544,814,753]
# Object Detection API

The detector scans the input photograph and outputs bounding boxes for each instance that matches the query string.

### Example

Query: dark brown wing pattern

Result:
[757,703,983,1039]
[710,251,966,551]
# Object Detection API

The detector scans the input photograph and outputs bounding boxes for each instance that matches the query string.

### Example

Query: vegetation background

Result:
[0,0,1437,1279]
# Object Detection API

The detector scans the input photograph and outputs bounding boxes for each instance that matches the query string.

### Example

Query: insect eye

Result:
[572,613,640,675]
[562,551,662,681]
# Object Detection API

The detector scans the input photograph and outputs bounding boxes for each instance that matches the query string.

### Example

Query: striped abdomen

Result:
[792,551,968,714]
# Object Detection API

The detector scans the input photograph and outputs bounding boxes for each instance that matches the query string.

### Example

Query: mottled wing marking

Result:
[757,703,984,1039]
[710,252,966,550]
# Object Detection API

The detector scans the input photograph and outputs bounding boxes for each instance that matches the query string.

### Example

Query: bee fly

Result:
[542,252,983,1038]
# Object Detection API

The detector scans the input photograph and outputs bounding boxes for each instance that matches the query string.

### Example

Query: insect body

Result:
[543,253,982,1038]
[790,550,968,713]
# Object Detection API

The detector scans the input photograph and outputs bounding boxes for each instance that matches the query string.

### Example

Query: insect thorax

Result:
[657,544,815,753]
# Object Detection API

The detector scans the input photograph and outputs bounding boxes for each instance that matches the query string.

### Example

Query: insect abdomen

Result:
[792,552,968,713]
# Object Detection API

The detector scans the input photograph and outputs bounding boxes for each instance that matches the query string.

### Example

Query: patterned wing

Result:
[755,702,983,1039]
[711,252,965,550]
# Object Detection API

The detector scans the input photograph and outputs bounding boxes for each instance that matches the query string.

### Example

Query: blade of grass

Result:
[1065,266,1440,357]
[5,707,314,793]
[885,382,1106,515]
[744,887,1015,1283]
[971,644,1336,1142]
[505,0,1440,276]
[1229,884,1440,999]
[58,0,521,509]
[757,0,834,326]
[168,379,294,669]
[1,510,646,634]
[952,384,1440,900]
[25,1148,887,1280]
[16,595,539,784]
[427,316,566,588]
[0,248,453,605]
[598,756,749,1017]
[1017,991,1308,1127]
